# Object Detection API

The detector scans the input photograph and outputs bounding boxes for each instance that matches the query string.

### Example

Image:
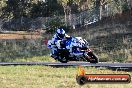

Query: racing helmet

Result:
[56,28,65,39]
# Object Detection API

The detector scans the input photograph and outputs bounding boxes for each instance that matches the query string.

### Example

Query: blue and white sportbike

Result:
[48,36,99,63]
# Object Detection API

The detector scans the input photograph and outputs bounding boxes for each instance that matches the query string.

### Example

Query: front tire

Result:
[87,52,99,63]
[89,58,99,63]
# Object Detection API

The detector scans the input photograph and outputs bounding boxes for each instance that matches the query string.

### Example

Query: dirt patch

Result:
[0,32,42,39]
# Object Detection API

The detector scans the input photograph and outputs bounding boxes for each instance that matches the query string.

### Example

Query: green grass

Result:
[0,66,132,88]
[0,56,56,62]
[14,56,55,62]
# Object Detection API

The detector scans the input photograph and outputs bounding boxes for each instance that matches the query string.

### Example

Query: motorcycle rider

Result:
[50,28,69,59]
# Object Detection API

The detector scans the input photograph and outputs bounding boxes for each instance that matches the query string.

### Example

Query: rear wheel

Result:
[58,56,68,63]
[57,49,69,63]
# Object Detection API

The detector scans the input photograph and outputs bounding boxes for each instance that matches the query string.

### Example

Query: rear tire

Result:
[57,49,69,63]
[58,56,68,63]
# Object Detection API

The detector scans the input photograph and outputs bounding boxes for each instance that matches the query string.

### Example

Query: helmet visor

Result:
[58,34,65,38]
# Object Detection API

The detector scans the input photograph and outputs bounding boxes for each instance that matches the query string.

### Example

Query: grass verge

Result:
[0,56,55,62]
[0,66,132,88]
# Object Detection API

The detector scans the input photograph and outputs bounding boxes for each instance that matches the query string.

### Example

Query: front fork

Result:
[84,49,93,59]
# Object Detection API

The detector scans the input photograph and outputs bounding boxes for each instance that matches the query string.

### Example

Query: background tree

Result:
[0,0,7,18]
[57,0,71,26]
[31,0,63,18]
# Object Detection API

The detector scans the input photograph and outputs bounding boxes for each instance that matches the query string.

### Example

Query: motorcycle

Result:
[47,36,99,63]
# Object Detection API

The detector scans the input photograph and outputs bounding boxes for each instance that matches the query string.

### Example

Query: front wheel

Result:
[89,58,99,63]
[87,52,99,63]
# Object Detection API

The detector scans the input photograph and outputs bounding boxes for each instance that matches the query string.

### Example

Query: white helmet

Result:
[56,28,65,39]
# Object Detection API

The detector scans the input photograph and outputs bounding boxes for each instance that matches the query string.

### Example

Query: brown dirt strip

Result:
[0,33,42,39]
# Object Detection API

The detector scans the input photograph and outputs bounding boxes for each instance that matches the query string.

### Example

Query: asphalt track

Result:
[0,62,131,67]
[0,62,132,71]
